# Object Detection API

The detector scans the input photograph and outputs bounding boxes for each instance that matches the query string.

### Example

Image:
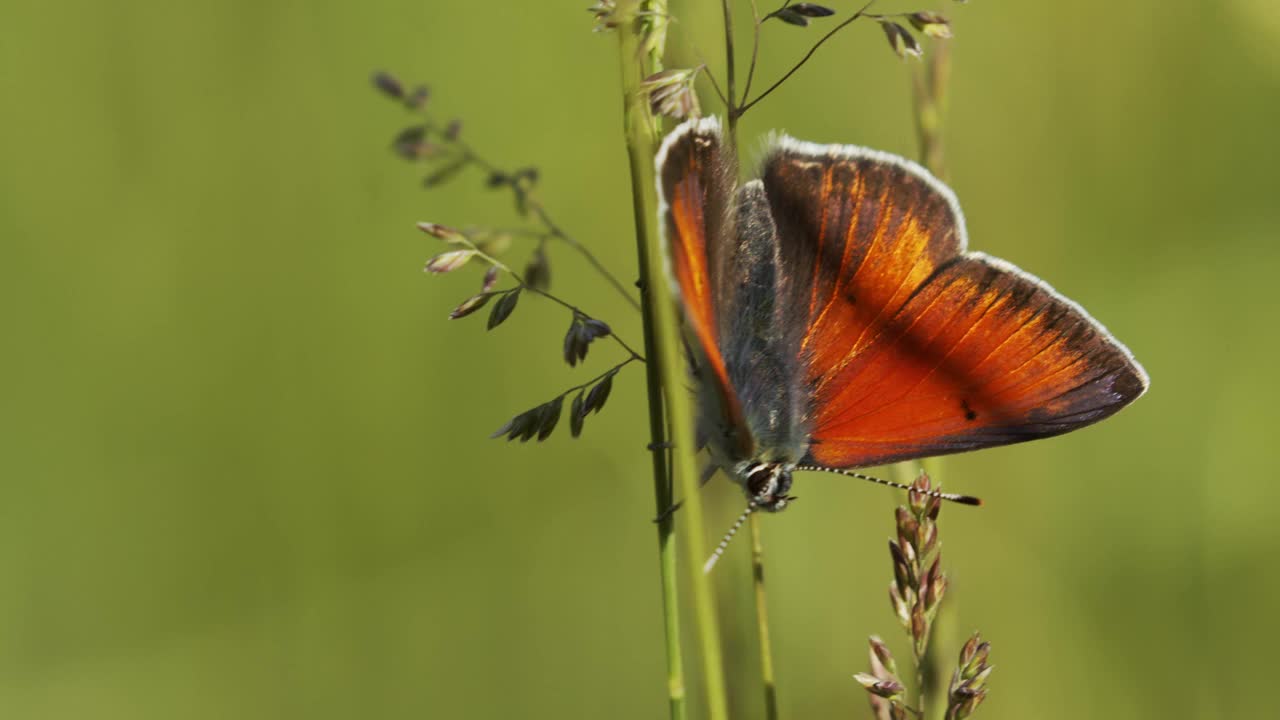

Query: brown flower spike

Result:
[856,636,909,720]
[889,471,948,659]
[859,471,994,717]
[946,633,993,719]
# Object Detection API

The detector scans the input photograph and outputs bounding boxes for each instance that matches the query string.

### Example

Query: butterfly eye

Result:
[745,463,779,500]
[775,470,793,497]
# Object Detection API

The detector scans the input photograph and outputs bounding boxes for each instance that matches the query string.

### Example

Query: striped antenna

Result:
[702,502,756,573]
[794,465,984,506]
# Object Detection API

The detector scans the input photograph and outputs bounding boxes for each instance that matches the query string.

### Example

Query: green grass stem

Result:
[748,513,780,720]
[616,2,728,718]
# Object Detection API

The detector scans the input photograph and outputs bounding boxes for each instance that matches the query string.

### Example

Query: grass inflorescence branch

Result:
[490,357,635,442]
[373,73,642,312]
[375,79,651,444]
[734,1,878,120]
[412,218,644,443]
[642,1,960,136]
[415,221,643,363]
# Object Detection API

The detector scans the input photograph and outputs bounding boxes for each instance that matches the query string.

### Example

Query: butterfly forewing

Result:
[760,139,1148,469]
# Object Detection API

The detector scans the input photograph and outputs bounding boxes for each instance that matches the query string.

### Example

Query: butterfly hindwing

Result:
[760,138,1148,469]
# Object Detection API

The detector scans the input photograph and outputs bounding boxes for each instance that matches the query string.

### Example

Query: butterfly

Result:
[657,117,1148,517]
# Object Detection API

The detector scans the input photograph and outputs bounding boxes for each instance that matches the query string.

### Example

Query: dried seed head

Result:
[880,21,923,60]
[481,266,501,293]
[900,536,918,569]
[491,395,570,444]
[490,407,534,442]
[588,0,619,32]
[790,3,836,18]
[524,247,551,292]
[896,507,918,546]
[422,157,470,188]
[406,84,430,109]
[854,673,905,699]
[583,371,615,415]
[955,694,986,719]
[868,636,899,678]
[562,313,613,368]
[424,249,476,274]
[970,642,991,671]
[417,222,468,244]
[487,289,521,330]
[886,470,954,657]
[909,11,953,39]
[925,555,942,586]
[959,637,991,678]
[769,4,835,27]
[371,71,405,100]
[776,8,811,26]
[535,397,564,441]
[489,416,519,441]
[927,569,948,612]
[968,664,994,688]
[640,68,703,120]
[910,605,927,647]
[948,633,993,719]
[864,633,909,720]
[890,540,911,591]
[888,537,907,567]
[920,521,939,554]
[889,584,910,626]
[392,125,429,159]
[908,472,932,513]
[563,317,586,367]
[449,293,491,319]
[583,319,611,339]
[569,391,586,438]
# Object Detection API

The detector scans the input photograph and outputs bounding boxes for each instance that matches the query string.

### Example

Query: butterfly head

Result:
[741,460,795,512]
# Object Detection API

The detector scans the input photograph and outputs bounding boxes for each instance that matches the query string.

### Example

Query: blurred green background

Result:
[2,1,1277,718]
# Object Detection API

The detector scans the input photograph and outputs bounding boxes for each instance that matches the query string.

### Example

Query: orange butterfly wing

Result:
[761,139,1149,469]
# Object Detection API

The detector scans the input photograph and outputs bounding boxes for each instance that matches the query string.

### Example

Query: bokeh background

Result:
[2,1,1278,718]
